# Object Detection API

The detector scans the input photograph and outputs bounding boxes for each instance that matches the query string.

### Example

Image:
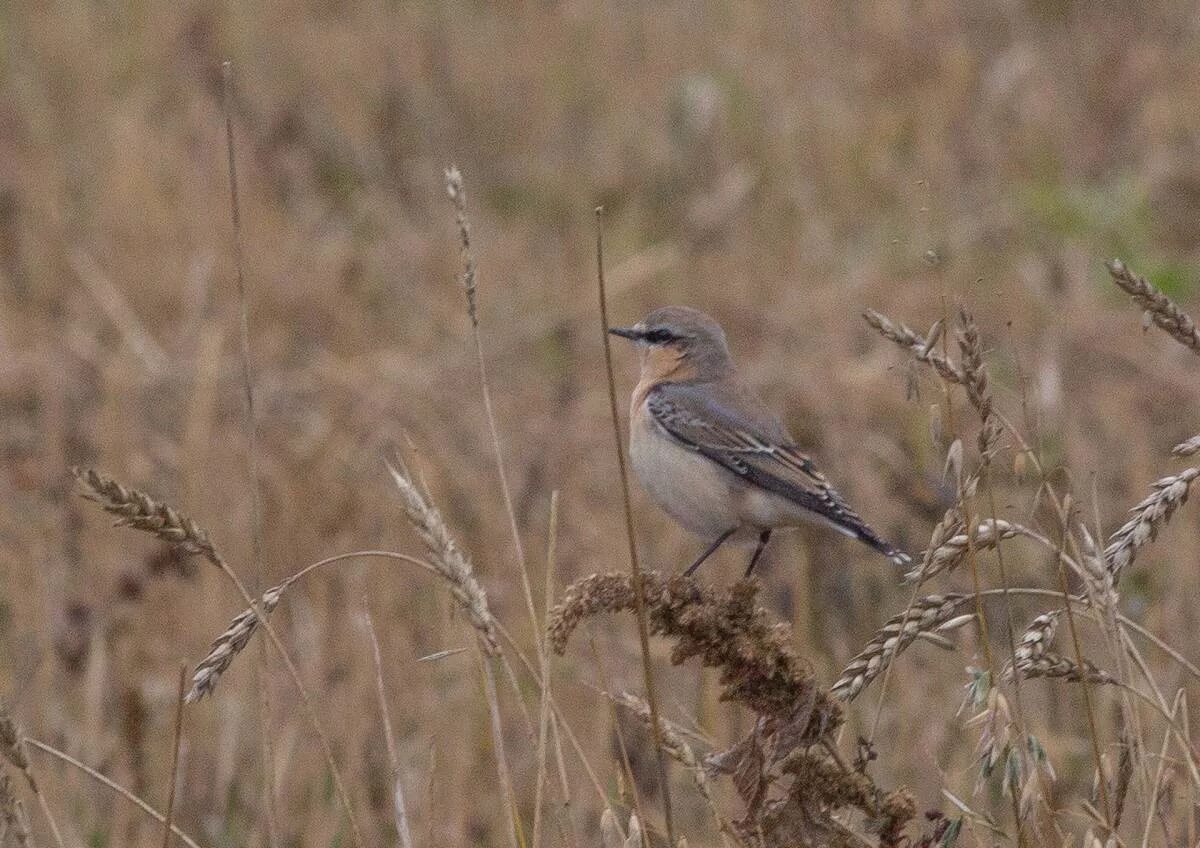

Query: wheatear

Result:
[610,306,909,576]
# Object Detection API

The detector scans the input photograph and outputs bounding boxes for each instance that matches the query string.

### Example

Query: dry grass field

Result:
[4,3,1200,846]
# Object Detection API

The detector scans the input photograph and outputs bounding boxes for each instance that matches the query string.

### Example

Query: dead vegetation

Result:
[5,5,1200,848]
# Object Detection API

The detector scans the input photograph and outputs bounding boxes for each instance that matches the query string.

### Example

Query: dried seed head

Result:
[957,310,1002,460]
[552,573,840,731]
[906,519,1018,584]
[862,310,966,384]
[186,584,285,703]
[388,462,499,655]
[1104,467,1199,581]
[1002,611,1061,682]
[0,707,28,774]
[1172,435,1200,457]
[443,166,478,326]
[73,467,219,562]
[832,594,972,701]
[1014,653,1115,685]
[1107,259,1200,353]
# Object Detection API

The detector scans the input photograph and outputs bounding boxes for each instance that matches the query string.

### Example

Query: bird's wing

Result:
[645,381,907,563]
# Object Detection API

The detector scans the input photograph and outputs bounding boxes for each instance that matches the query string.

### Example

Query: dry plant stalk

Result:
[72,467,365,848]
[186,549,438,701]
[187,584,284,702]
[595,207,676,843]
[0,706,65,848]
[388,458,521,848]
[161,666,187,848]
[832,593,975,701]
[1106,258,1200,353]
[613,692,738,846]
[361,599,415,848]
[907,519,1017,584]
[443,166,541,655]
[862,310,964,384]
[386,461,500,654]
[26,738,205,848]
[551,573,918,845]
[219,61,278,848]
[0,772,32,848]
[1103,467,1199,582]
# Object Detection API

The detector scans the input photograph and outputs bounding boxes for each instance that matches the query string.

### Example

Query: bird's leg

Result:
[684,527,737,577]
[744,529,772,577]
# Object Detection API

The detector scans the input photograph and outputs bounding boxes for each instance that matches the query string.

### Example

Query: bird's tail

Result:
[858,530,911,569]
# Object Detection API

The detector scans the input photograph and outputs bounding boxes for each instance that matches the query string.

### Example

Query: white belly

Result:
[629,399,822,543]
[630,408,741,538]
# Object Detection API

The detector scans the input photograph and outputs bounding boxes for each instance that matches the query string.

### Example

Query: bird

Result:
[609,306,909,577]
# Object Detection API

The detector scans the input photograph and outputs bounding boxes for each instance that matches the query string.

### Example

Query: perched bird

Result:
[609,306,909,576]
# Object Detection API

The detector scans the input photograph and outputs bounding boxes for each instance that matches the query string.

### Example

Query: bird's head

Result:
[609,306,733,383]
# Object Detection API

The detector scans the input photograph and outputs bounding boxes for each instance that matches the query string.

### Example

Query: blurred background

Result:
[3,2,1200,845]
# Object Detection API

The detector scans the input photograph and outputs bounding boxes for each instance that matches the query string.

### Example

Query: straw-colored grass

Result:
[9,6,1200,847]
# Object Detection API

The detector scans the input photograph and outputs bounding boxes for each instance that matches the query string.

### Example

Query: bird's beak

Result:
[608,326,643,341]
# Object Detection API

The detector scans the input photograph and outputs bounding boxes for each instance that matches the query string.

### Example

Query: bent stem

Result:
[204,549,365,848]
[27,739,206,848]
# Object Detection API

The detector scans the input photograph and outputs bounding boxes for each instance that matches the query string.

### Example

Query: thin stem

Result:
[204,550,365,848]
[1139,692,1179,848]
[444,167,541,665]
[479,652,526,848]
[161,665,187,848]
[1052,517,1112,829]
[26,739,206,848]
[532,492,560,848]
[594,207,676,846]
[363,595,415,848]
[219,60,277,848]
[869,299,959,745]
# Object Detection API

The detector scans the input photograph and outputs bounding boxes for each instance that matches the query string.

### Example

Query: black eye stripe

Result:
[645,329,676,344]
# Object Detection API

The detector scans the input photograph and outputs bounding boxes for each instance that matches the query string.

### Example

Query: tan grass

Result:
[1014,654,1116,685]
[1104,467,1200,582]
[386,460,500,654]
[595,207,676,845]
[72,467,365,848]
[26,739,205,848]
[1107,259,1200,354]
[831,593,975,701]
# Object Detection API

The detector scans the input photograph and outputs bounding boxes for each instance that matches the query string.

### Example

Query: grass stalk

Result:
[362,595,415,848]
[73,468,364,848]
[443,166,542,651]
[1139,691,1180,848]
[161,665,187,848]
[532,491,559,848]
[26,739,206,848]
[1052,508,1112,829]
[219,60,278,848]
[594,206,676,846]
[479,652,527,848]
[0,706,65,848]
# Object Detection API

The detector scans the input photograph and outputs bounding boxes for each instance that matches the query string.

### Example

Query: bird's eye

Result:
[644,329,676,345]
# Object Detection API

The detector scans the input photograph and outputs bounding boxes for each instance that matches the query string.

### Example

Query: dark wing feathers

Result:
[646,382,908,564]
